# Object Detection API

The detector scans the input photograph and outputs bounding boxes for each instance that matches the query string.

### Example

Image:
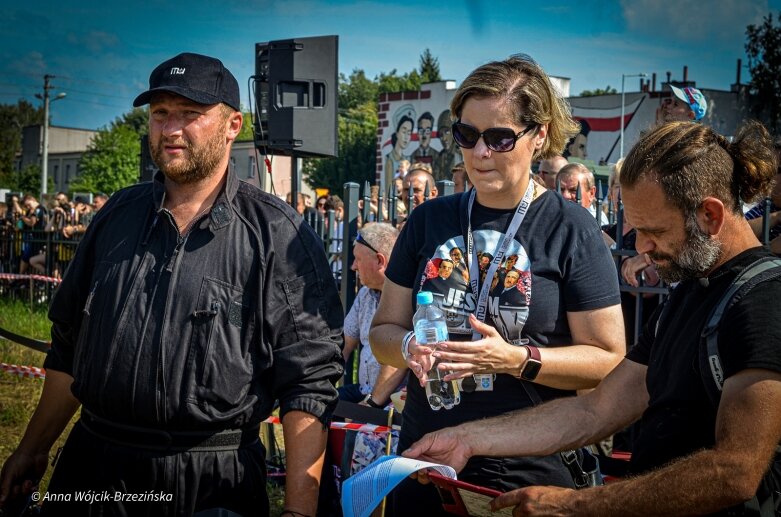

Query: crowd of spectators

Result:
[0,191,108,277]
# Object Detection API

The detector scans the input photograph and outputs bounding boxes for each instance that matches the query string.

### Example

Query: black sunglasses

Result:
[452,121,537,153]
[354,233,379,254]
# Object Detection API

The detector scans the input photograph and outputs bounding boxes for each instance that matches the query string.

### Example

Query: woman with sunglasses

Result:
[370,55,625,514]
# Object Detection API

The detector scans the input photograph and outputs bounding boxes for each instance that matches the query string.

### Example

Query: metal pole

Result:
[620,73,646,159]
[437,180,454,197]
[41,75,52,197]
[341,182,360,314]
[620,74,626,160]
[289,157,302,213]
[38,75,65,196]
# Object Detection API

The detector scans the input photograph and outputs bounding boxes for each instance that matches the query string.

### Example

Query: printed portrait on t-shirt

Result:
[419,231,531,345]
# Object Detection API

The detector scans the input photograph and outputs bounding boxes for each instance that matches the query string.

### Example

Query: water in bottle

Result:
[413,291,460,410]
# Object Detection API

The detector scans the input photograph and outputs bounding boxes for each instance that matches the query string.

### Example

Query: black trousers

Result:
[41,421,269,516]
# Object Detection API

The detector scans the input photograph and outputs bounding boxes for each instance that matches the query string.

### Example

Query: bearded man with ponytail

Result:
[403,120,781,516]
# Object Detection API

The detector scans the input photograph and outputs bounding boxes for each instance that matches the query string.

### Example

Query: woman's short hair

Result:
[622,120,776,217]
[450,54,580,160]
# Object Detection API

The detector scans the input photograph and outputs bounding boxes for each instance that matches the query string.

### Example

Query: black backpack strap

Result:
[699,256,781,405]
[698,256,781,517]
[519,381,603,488]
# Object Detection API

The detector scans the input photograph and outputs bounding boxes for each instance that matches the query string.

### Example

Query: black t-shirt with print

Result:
[386,190,621,490]
[627,247,781,486]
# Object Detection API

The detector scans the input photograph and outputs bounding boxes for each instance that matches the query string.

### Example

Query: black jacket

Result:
[45,170,344,431]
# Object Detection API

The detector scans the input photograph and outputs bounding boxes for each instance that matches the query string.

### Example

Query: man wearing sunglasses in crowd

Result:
[330,224,407,511]
[341,224,406,408]
[536,155,568,191]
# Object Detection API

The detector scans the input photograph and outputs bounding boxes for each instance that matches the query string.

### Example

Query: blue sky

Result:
[1,0,779,130]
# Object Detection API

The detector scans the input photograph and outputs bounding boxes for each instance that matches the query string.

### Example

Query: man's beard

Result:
[650,214,722,283]
[151,127,226,185]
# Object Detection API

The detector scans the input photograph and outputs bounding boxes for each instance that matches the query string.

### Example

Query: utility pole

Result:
[35,75,65,197]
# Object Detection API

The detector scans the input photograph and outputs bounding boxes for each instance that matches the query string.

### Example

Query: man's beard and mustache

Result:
[649,213,722,283]
[150,128,226,185]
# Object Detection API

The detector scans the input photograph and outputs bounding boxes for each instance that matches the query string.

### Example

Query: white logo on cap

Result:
[170,67,186,75]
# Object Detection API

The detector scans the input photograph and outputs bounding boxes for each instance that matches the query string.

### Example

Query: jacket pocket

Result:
[187,277,257,418]
[281,270,329,342]
[72,260,120,381]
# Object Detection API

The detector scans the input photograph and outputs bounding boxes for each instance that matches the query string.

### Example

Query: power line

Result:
[0,76,133,101]
[62,87,132,100]
[0,81,40,89]
[53,97,128,109]
[58,75,126,89]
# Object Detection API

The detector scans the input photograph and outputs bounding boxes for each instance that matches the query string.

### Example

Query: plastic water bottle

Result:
[413,291,460,411]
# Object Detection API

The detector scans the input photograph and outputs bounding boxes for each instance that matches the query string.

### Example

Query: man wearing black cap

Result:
[0,53,343,516]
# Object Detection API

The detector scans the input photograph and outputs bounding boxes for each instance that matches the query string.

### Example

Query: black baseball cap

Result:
[133,52,240,111]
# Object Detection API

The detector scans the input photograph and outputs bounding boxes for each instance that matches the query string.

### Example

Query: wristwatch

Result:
[520,345,542,381]
[364,394,384,408]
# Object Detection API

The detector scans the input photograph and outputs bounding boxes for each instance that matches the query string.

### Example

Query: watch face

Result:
[521,359,542,381]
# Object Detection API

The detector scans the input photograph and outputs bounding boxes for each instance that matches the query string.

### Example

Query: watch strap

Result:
[520,345,542,381]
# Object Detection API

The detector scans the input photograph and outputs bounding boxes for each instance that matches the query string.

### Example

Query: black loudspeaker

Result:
[254,35,338,158]
[139,135,158,183]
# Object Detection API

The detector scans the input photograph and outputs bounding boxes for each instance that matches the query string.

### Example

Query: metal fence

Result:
[0,226,83,306]
[2,187,776,376]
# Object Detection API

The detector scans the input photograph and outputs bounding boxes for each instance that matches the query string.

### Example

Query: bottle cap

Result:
[416,291,433,305]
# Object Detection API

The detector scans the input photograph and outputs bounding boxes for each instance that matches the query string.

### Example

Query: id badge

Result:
[473,374,494,391]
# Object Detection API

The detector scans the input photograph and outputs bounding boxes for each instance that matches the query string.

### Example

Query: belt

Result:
[80,409,260,452]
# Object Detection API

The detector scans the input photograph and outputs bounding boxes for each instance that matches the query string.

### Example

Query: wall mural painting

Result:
[378,83,462,192]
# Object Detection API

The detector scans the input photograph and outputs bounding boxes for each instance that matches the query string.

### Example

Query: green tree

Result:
[237,110,255,141]
[377,69,422,95]
[746,12,781,133]
[419,48,442,83]
[14,164,51,195]
[579,86,618,97]
[0,100,44,189]
[71,123,140,194]
[304,60,437,193]
[304,102,378,192]
[114,107,149,136]
[338,69,378,110]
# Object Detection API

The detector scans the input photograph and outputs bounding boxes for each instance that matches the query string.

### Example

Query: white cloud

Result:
[621,0,768,43]
[64,30,120,54]
[7,51,48,77]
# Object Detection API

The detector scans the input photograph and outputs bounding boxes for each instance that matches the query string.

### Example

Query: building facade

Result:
[18,125,97,193]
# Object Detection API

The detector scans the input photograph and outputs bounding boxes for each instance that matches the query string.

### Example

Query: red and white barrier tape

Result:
[0,362,46,380]
[262,416,393,434]
[0,273,61,284]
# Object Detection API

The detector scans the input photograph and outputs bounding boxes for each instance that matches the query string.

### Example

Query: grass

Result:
[0,297,287,515]
[0,298,62,498]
